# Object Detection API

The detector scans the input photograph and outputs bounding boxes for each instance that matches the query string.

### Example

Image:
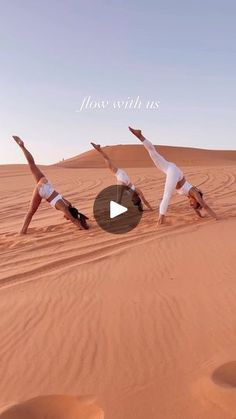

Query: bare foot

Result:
[128,126,143,140]
[91,142,101,151]
[13,136,24,148]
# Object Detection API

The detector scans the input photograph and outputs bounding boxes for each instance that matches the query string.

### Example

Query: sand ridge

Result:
[56,144,236,168]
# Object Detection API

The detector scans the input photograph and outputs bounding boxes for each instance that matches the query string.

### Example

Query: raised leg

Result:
[128,127,145,142]
[13,136,45,183]
[128,129,170,173]
[91,142,118,174]
[142,138,170,173]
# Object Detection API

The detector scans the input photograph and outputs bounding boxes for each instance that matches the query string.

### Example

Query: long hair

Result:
[68,206,79,219]
[68,205,89,229]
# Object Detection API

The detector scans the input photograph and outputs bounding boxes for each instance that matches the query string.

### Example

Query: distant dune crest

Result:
[56,144,236,168]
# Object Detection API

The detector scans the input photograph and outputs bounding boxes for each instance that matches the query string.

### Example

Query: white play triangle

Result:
[110,201,128,219]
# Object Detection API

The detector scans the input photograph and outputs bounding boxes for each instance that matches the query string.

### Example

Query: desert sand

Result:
[0,395,104,419]
[0,144,236,419]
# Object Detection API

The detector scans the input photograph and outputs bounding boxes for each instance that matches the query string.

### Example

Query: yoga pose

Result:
[91,142,153,211]
[13,136,89,234]
[129,127,218,224]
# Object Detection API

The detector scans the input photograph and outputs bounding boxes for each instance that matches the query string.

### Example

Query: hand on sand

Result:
[158,215,166,225]
[91,142,101,151]
[128,126,142,139]
[13,136,24,148]
[78,213,89,230]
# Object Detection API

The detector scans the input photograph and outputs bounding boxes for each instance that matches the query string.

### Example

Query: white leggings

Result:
[143,139,183,215]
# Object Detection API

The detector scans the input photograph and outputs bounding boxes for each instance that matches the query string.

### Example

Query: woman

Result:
[90,142,153,211]
[13,136,89,234]
[128,127,218,224]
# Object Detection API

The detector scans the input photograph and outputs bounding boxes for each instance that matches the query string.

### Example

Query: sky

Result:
[0,0,235,165]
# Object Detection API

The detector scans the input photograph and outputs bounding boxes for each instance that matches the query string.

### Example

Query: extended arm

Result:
[117,185,126,204]
[194,208,204,218]
[63,206,82,229]
[135,187,153,210]
[193,190,218,220]
[55,199,82,229]
[202,202,218,220]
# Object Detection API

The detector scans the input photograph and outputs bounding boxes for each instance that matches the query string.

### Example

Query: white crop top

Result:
[115,169,135,190]
[176,181,193,196]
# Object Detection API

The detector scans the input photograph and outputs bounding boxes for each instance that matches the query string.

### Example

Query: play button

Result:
[93,185,143,234]
[110,201,128,218]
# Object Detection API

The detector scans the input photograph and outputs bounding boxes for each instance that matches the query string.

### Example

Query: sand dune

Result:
[0,145,236,418]
[56,144,236,168]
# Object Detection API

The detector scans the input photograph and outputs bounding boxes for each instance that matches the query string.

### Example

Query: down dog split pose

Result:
[13,136,89,234]
[91,142,153,211]
[129,127,218,224]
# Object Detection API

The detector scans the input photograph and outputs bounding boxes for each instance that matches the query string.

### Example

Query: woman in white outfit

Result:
[91,142,153,211]
[13,136,89,234]
[129,127,218,224]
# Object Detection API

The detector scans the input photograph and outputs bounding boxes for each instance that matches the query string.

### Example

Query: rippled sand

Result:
[0,145,236,418]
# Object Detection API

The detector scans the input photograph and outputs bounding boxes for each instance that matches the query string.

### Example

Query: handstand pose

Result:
[13,136,89,234]
[91,142,153,211]
[129,127,218,224]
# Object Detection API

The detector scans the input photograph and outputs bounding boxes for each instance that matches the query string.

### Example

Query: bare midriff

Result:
[176,176,186,190]
[47,191,59,203]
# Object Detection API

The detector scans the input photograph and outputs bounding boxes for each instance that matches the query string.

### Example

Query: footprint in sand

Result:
[212,361,236,388]
[193,362,236,416]
[0,395,104,419]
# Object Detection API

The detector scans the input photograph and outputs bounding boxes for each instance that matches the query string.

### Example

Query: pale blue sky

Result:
[0,0,235,164]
